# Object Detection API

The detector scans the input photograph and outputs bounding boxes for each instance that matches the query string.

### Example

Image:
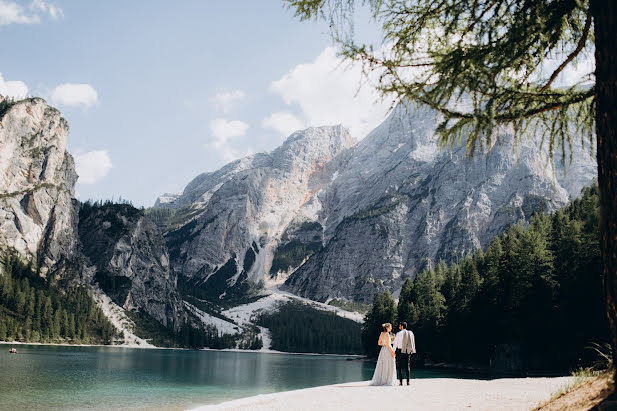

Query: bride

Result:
[370,323,397,386]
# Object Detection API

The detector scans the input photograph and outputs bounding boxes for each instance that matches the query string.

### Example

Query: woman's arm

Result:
[386,334,395,356]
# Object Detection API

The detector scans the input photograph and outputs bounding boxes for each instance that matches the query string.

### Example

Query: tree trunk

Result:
[591,0,617,380]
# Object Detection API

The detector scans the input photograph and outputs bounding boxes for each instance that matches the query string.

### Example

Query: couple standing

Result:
[370,322,416,386]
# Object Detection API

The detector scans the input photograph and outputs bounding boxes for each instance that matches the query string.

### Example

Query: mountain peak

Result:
[280,124,355,149]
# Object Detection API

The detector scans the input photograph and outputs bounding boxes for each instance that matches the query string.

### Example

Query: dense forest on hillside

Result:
[0,250,237,349]
[363,186,608,371]
[78,199,238,350]
[0,253,119,344]
[127,308,237,349]
[257,301,363,354]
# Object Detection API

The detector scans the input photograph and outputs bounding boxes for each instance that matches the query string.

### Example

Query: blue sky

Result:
[0,0,390,206]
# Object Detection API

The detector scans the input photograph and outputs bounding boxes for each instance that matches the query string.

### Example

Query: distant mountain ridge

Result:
[154,125,355,300]
[0,93,596,349]
[155,102,596,304]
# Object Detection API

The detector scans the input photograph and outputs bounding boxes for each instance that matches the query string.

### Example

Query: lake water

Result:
[0,345,484,410]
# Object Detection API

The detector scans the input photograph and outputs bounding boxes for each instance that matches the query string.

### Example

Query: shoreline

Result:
[0,340,164,350]
[201,347,365,358]
[0,341,366,358]
[190,377,574,411]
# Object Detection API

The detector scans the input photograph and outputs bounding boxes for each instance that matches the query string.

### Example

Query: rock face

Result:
[157,126,354,300]
[283,104,597,302]
[0,96,79,274]
[0,95,187,332]
[78,203,186,329]
[157,103,596,304]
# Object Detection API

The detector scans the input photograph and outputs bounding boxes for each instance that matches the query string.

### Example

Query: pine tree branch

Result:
[460,0,499,40]
[540,8,592,92]
[415,88,595,122]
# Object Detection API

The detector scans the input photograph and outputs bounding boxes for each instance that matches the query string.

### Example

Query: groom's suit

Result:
[393,329,416,385]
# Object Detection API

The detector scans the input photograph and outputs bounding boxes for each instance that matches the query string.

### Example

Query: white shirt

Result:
[393,329,416,353]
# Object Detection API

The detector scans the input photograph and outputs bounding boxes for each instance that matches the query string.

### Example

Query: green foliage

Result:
[146,205,203,233]
[184,295,238,325]
[393,185,607,371]
[342,195,407,224]
[126,309,236,349]
[361,290,396,357]
[270,239,322,274]
[144,207,174,227]
[0,253,119,344]
[0,96,16,120]
[256,300,363,354]
[79,199,141,245]
[238,334,263,350]
[285,0,595,160]
[328,298,370,314]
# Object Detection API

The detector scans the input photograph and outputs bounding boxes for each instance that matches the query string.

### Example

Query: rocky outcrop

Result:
[0,96,79,275]
[0,95,188,333]
[78,203,186,330]
[155,102,596,305]
[282,103,596,302]
[157,126,355,300]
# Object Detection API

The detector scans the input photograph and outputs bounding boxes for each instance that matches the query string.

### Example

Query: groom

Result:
[393,322,416,386]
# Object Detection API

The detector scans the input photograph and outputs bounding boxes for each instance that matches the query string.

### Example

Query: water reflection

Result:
[0,345,373,410]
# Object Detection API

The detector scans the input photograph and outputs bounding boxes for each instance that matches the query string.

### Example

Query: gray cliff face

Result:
[0,95,187,332]
[0,97,79,274]
[157,126,355,300]
[154,102,596,305]
[78,204,187,329]
[282,104,596,303]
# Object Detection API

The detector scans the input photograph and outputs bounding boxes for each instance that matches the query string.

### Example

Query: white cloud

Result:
[209,118,249,140]
[0,72,28,99]
[211,90,246,114]
[0,0,38,25]
[269,47,390,139]
[262,111,306,137]
[51,83,98,108]
[29,0,63,20]
[206,118,250,162]
[74,150,113,184]
[0,0,62,25]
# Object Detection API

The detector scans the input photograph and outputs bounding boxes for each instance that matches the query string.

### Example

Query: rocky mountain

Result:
[0,93,597,347]
[156,126,355,300]
[0,96,187,335]
[0,96,79,276]
[283,104,596,302]
[78,202,186,330]
[156,103,596,304]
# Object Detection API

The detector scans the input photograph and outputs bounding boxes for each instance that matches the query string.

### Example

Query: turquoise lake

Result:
[0,344,484,410]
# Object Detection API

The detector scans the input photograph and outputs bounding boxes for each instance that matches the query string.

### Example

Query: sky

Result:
[0,0,389,207]
[0,1,595,208]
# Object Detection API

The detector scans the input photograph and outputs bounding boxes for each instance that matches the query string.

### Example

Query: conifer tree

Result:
[285,0,617,377]
[361,291,396,356]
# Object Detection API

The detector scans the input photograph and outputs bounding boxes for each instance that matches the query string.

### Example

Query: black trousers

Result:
[395,349,411,383]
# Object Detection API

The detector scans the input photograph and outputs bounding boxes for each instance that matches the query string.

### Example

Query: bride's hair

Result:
[381,323,391,331]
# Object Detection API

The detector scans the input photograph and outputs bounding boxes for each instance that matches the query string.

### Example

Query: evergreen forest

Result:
[257,300,363,354]
[0,253,119,344]
[362,185,608,371]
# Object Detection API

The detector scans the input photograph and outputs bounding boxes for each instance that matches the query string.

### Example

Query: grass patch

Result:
[549,368,599,401]
[328,298,370,315]
[534,373,614,411]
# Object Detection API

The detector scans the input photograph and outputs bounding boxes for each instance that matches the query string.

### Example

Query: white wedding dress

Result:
[370,332,396,386]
